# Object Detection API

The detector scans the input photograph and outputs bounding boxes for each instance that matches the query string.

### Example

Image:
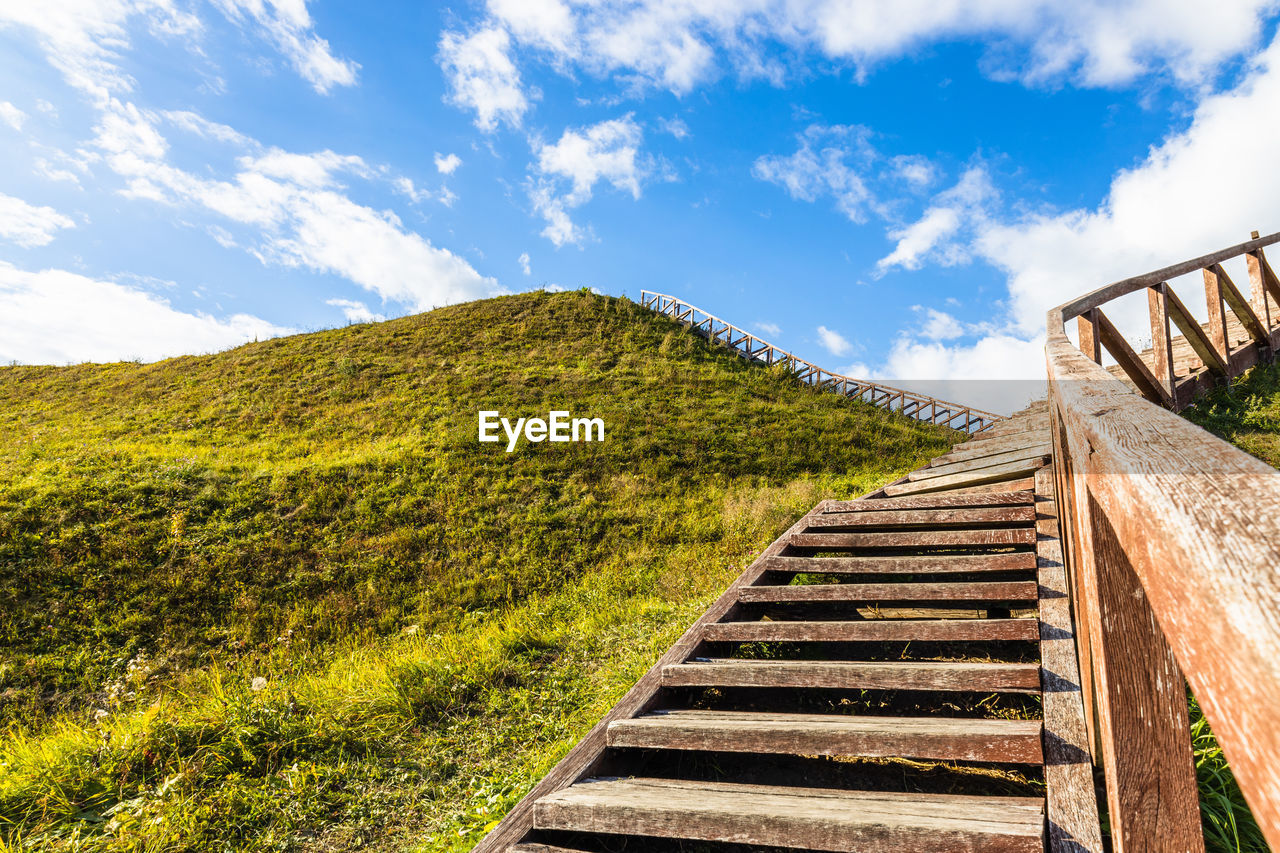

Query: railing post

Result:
[1203,264,1234,373]
[1078,309,1102,363]
[1084,492,1205,853]
[1147,284,1177,402]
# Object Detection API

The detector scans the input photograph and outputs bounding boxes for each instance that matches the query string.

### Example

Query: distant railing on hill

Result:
[639,290,1004,435]
[1046,230,1280,850]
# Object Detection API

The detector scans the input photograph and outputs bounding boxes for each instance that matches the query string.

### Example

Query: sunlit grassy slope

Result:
[0,290,954,851]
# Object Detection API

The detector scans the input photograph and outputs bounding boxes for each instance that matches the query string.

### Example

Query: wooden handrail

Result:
[1046,232,1280,850]
[639,290,1005,435]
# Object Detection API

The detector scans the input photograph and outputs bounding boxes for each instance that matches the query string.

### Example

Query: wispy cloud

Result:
[816,325,853,357]
[0,192,75,247]
[529,114,650,246]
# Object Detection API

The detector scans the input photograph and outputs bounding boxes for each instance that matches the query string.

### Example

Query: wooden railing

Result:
[1046,231,1280,850]
[640,290,1004,435]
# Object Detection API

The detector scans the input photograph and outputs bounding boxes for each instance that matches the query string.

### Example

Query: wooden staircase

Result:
[472,402,1102,853]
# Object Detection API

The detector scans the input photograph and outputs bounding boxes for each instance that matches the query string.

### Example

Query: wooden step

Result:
[760,552,1037,575]
[703,618,1040,643]
[788,528,1036,549]
[947,431,1050,459]
[975,417,1048,440]
[738,580,1039,603]
[533,777,1045,853]
[662,659,1042,692]
[883,458,1047,498]
[608,710,1044,762]
[824,492,1032,512]
[808,505,1035,529]
[915,446,1053,481]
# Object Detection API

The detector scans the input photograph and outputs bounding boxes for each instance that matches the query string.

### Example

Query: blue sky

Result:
[3,1,1280,413]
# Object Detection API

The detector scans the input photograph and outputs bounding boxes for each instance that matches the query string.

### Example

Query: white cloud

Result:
[393,176,430,203]
[439,26,529,131]
[529,114,649,246]
[434,152,462,174]
[816,324,853,357]
[518,251,531,275]
[211,0,358,94]
[891,154,936,189]
[659,116,691,139]
[536,114,646,202]
[878,165,996,271]
[754,321,781,336]
[0,0,351,104]
[0,261,292,364]
[880,207,962,271]
[456,0,1277,122]
[528,180,583,247]
[855,29,1280,409]
[326,297,386,323]
[92,104,498,310]
[487,0,575,52]
[0,101,26,130]
[34,159,83,185]
[752,125,875,222]
[917,307,966,340]
[0,0,201,100]
[0,192,76,247]
[164,109,256,147]
[975,30,1280,344]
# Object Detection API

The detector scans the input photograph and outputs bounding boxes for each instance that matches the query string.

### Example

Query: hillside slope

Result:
[0,290,954,851]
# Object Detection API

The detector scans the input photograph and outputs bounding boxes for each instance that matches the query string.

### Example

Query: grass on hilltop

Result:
[0,290,955,851]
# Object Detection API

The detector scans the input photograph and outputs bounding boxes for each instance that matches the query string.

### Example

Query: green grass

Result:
[1182,361,1280,853]
[0,290,954,851]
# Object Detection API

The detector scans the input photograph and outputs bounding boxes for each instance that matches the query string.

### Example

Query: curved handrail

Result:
[1045,232,1280,848]
[640,289,1005,434]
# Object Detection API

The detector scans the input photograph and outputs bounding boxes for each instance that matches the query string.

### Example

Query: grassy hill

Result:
[0,290,954,851]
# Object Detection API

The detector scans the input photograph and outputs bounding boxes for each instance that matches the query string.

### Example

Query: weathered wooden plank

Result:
[1148,284,1177,400]
[469,504,831,853]
[509,846,587,853]
[663,658,1043,691]
[942,435,1050,465]
[1078,309,1102,364]
[703,618,1040,643]
[759,553,1038,574]
[945,476,1038,496]
[1246,246,1280,345]
[607,710,1044,763]
[1210,262,1270,348]
[911,448,1053,482]
[883,458,1047,497]
[1046,321,1261,849]
[1204,264,1234,371]
[738,580,1039,603]
[807,505,1035,528]
[1163,281,1229,377]
[824,492,1032,512]
[977,417,1050,441]
[788,528,1036,550]
[1034,466,1105,853]
[1056,230,1280,320]
[534,778,1045,853]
